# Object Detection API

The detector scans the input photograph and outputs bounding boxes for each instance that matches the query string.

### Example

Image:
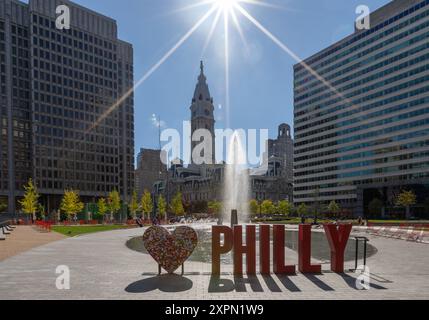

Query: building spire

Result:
[200,60,204,75]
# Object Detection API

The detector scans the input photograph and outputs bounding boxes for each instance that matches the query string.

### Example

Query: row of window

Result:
[296,102,429,147]
[295,139,429,171]
[295,0,429,74]
[295,31,429,110]
[296,9,429,85]
[295,149,429,177]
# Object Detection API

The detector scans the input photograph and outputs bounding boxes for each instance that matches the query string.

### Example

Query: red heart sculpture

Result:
[142,226,198,274]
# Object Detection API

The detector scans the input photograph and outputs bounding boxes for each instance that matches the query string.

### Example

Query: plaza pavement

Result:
[0,226,65,262]
[0,225,428,300]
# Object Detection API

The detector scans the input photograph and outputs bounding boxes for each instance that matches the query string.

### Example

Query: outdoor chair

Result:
[0,224,6,240]
[1,225,11,235]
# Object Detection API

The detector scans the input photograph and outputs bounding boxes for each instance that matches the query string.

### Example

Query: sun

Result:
[213,0,239,12]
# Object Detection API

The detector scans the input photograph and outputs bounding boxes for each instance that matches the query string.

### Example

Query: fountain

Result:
[223,132,250,224]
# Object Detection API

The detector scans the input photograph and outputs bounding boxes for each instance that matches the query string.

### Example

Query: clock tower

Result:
[190,61,216,165]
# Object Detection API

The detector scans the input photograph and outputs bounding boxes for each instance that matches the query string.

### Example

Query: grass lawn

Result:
[52,225,131,237]
[368,220,429,224]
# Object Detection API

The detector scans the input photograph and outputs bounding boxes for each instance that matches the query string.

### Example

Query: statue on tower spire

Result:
[200,60,204,75]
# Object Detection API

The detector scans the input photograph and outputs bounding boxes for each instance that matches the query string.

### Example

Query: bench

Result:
[0,220,14,239]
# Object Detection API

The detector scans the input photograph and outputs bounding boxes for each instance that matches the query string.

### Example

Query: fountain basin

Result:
[126,225,378,265]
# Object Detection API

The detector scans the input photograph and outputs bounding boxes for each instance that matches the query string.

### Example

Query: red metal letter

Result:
[273,225,296,275]
[298,224,322,274]
[324,224,352,273]
[212,226,233,275]
[233,225,256,275]
[259,225,270,275]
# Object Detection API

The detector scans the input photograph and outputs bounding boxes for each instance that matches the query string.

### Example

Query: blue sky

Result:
[57,0,390,154]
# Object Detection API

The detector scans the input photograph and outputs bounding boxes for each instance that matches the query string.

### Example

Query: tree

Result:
[60,190,84,221]
[158,195,167,221]
[277,200,293,217]
[19,178,40,222]
[97,198,108,220]
[396,190,417,219]
[297,203,308,217]
[327,200,341,217]
[249,199,259,216]
[37,203,46,220]
[368,198,383,217]
[108,190,121,222]
[170,192,185,216]
[129,190,139,219]
[261,200,275,215]
[208,201,222,216]
[140,190,153,220]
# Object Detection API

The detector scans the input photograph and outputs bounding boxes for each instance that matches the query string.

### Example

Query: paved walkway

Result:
[0,226,65,262]
[0,226,428,300]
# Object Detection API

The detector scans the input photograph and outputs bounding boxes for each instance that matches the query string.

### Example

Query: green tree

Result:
[208,201,222,216]
[60,190,84,221]
[170,192,185,216]
[297,203,308,217]
[19,178,40,222]
[140,190,153,220]
[396,190,417,219]
[277,200,293,217]
[327,200,341,217]
[108,190,121,221]
[261,200,275,215]
[129,190,139,219]
[158,195,167,221]
[368,198,383,217]
[97,198,108,220]
[249,199,259,216]
[37,203,46,220]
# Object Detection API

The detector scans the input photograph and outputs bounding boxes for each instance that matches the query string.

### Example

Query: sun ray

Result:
[239,0,286,10]
[87,5,218,134]
[224,7,231,128]
[234,3,356,110]
[167,0,215,16]
[201,7,223,57]
[230,8,248,49]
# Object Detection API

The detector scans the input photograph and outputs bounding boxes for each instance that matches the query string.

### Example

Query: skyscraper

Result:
[294,0,429,217]
[0,0,134,214]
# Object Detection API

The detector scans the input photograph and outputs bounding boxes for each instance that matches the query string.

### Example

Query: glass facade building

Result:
[0,0,134,214]
[294,0,429,217]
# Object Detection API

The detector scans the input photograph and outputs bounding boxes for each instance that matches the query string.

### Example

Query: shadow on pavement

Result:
[275,275,302,292]
[209,274,301,293]
[340,273,387,290]
[125,274,193,293]
[303,274,335,291]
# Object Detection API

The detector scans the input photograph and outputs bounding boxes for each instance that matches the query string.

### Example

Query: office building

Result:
[0,0,134,214]
[294,0,429,217]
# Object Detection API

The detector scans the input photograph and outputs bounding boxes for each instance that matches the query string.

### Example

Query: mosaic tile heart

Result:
[142,226,198,274]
